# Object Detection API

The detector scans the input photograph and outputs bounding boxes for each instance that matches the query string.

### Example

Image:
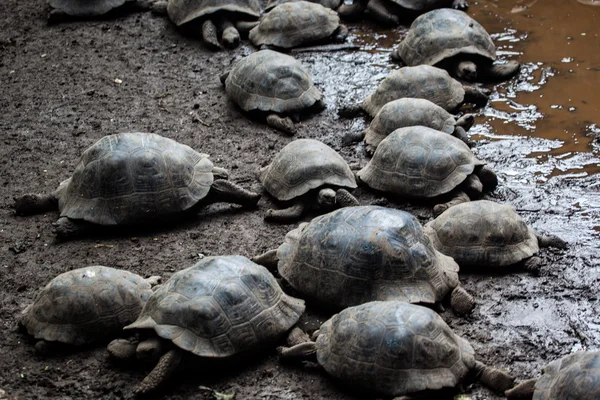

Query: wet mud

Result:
[1,0,599,399]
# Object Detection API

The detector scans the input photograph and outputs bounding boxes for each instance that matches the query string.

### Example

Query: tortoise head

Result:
[317,188,336,208]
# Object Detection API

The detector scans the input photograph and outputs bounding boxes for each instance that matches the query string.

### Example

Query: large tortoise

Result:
[259,139,359,222]
[107,256,305,395]
[424,200,568,273]
[14,132,260,239]
[339,65,489,120]
[279,301,514,397]
[393,9,520,82]
[20,266,160,353]
[152,0,261,50]
[344,97,475,152]
[265,0,342,11]
[357,126,497,216]
[221,50,325,135]
[506,351,600,400]
[253,206,476,314]
[46,0,153,24]
[248,2,348,50]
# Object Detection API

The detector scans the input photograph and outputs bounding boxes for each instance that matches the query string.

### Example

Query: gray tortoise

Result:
[265,0,342,11]
[425,200,568,273]
[153,0,261,50]
[393,9,520,82]
[20,266,160,353]
[279,301,514,397]
[259,139,359,222]
[506,351,600,400]
[14,132,260,239]
[47,0,154,24]
[357,126,497,216]
[221,50,325,135]
[344,97,475,152]
[107,256,305,395]
[339,65,489,120]
[248,2,348,50]
[254,206,476,314]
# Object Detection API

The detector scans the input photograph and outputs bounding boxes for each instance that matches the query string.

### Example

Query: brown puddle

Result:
[470,0,600,177]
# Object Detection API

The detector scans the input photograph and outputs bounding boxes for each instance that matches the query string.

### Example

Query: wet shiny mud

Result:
[0,0,599,399]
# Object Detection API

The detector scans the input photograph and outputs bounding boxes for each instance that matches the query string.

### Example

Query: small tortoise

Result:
[20,266,160,353]
[357,126,497,216]
[259,139,359,222]
[344,97,475,152]
[107,256,305,395]
[14,132,260,239]
[248,2,348,50]
[393,9,521,82]
[221,50,325,135]
[254,206,476,314]
[46,0,153,24]
[279,301,514,397]
[339,65,489,120]
[339,0,468,26]
[424,200,568,273]
[506,351,600,400]
[153,0,261,50]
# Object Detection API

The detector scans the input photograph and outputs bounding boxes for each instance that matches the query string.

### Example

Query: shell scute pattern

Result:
[49,0,127,16]
[260,139,356,201]
[362,66,465,117]
[398,9,496,67]
[126,256,305,358]
[225,51,322,114]
[532,352,600,399]
[167,0,261,26]
[277,206,460,309]
[249,2,340,48]
[316,302,475,396]
[20,266,153,345]
[425,200,539,267]
[358,126,483,198]
[59,132,214,226]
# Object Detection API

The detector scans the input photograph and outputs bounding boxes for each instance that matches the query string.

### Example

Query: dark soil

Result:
[1,1,599,399]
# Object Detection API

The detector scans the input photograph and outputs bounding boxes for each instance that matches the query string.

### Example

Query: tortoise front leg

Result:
[107,338,139,361]
[462,84,489,107]
[333,25,349,42]
[278,341,317,361]
[252,249,278,270]
[236,20,259,36]
[474,360,515,392]
[134,348,182,395]
[265,201,305,222]
[218,19,240,49]
[202,179,261,208]
[366,0,400,26]
[433,190,470,217]
[337,0,368,21]
[53,217,89,240]
[452,0,469,10]
[505,378,537,400]
[450,286,475,315]
[336,189,359,208]
[456,113,475,131]
[202,20,222,50]
[266,114,296,135]
[522,256,542,274]
[453,126,473,147]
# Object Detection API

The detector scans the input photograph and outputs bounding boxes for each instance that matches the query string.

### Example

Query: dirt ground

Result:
[1,0,599,399]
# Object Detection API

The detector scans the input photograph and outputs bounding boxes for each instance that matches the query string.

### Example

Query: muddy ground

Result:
[1,0,599,399]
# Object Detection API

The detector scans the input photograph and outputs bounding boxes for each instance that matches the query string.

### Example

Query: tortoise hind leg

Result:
[266,114,296,135]
[252,249,278,270]
[134,349,182,395]
[202,179,260,208]
[278,341,317,361]
[366,0,400,26]
[202,20,222,50]
[433,190,470,217]
[14,193,58,215]
[265,201,305,222]
[337,0,367,21]
[474,360,515,392]
[505,378,537,400]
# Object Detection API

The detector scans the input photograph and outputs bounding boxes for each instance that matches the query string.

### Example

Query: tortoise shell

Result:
[168,0,261,26]
[49,0,128,16]
[364,98,457,151]
[125,256,305,358]
[259,139,357,201]
[265,0,342,11]
[396,9,496,67]
[57,132,215,226]
[225,50,323,114]
[389,0,457,11]
[20,266,153,345]
[316,301,475,396]
[532,351,600,399]
[249,2,340,49]
[362,65,465,117]
[277,206,460,309]
[357,126,484,198]
[425,200,540,268]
